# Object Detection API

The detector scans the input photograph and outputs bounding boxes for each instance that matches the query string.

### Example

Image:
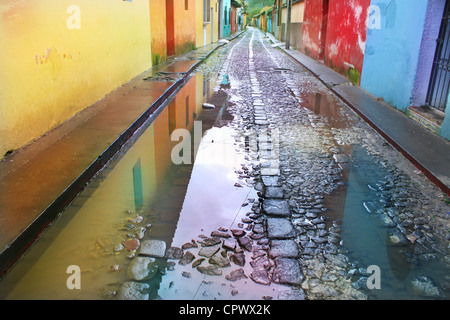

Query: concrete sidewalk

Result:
[266,33,450,197]
[0,31,244,278]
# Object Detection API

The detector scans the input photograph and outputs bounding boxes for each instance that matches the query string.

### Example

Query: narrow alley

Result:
[0,27,449,303]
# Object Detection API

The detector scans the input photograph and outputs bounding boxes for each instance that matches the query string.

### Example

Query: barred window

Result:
[204,0,211,22]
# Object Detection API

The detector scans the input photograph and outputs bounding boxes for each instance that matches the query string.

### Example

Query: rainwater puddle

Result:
[0,72,286,300]
[323,132,449,300]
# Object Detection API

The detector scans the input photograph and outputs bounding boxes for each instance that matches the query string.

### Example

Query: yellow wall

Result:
[291,1,305,23]
[195,0,219,48]
[195,0,204,48]
[0,0,152,157]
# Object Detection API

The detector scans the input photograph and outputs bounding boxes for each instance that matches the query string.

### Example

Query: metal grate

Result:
[426,0,450,112]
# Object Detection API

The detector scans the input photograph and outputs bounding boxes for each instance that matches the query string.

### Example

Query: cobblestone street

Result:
[1,28,449,301]
[187,28,450,300]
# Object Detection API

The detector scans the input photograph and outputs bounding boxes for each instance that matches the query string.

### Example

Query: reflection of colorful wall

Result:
[0,0,152,158]
[153,75,198,183]
[150,0,167,65]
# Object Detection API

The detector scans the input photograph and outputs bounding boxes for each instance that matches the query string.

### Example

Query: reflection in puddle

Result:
[0,70,289,300]
[299,91,348,129]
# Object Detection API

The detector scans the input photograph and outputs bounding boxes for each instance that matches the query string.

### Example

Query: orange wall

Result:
[150,0,167,65]
[171,0,196,56]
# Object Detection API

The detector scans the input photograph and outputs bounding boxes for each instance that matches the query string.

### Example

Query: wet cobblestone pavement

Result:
[177,28,450,300]
[1,28,449,301]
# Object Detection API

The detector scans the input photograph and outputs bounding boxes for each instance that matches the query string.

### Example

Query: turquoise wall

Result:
[360,0,428,112]
[223,0,231,37]
[439,93,450,140]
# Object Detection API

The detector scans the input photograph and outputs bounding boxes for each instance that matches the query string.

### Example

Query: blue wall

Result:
[361,0,428,112]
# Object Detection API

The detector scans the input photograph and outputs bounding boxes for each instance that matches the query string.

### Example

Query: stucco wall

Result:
[325,0,370,84]
[360,0,429,112]
[169,0,196,56]
[301,0,327,59]
[0,0,152,157]
[412,0,446,107]
[150,0,167,65]
[439,92,450,140]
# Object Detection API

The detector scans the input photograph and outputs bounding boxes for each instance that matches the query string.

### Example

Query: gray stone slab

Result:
[267,218,296,239]
[139,240,166,258]
[255,120,270,125]
[263,199,290,216]
[261,175,281,187]
[272,258,304,285]
[269,240,300,258]
[264,186,284,199]
[278,289,306,300]
[260,167,280,175]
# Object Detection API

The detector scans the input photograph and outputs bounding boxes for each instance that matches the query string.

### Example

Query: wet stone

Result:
[192,258,205,268]
[225,268,248,281]
[249,269,271,286]
[199,244,221,257]
[264,187,284,199]
[209,254,231,267]
[199,237,221,247]
[197,265,223,276]
[272,258,304,285]
[278,289,306,300]
[267,218,296,239]
[388,229,408,246]
[231,229,246,237]
[127,256,158,281]
[182,240,198,250]
[269,240,300,258]
[139,240,166,258]
[237,236,253,251]
[261,175,281,187]
[117,282,149,300]
[179,251,195,266]
[260,168,280,176]
[230,252,246,267]
[211,231,231,238]
[223,237,238,251]
[250,255,272,271]
[122,239,140,252]
[165,247,184,259]
[262,199,290,217]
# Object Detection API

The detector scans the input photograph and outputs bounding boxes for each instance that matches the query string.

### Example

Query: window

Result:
[204,0,211,22]
[185,0,189,11]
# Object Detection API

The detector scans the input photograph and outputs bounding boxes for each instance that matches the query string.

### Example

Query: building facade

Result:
[270,0,450,141]
[0,0,242,159]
